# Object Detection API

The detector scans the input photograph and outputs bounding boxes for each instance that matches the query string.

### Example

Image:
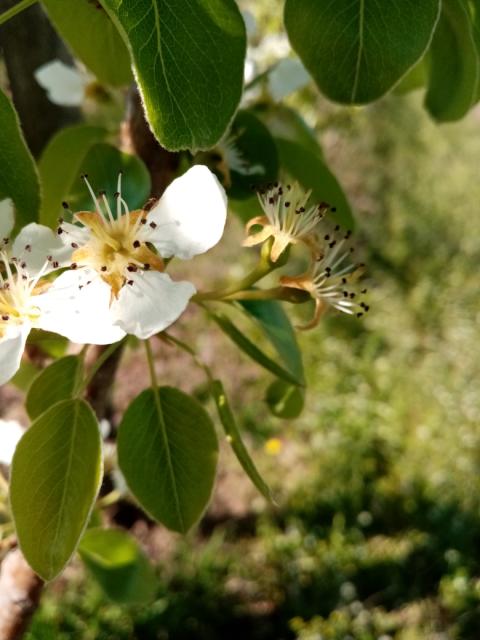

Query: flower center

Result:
[0,257,42,338]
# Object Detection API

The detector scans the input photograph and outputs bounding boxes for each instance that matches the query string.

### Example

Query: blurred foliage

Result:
[25,83,480,638]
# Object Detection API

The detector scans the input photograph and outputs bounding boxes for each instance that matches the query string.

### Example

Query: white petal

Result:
[0,198,14,240]
[0,324,30,386]
[110,271,196,339]
[35,268,125,345]
[145,165,227,260]
[0,419,25,466]
[12,223,73,275]
[34,60,87,107]
[268,58,310,102]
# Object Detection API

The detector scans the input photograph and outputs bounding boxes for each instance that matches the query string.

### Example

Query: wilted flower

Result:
[46,165,227,341]
[280,227,369,329]
[243,182,332,262]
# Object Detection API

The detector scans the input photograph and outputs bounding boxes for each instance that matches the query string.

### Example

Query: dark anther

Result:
[71,263,78,270]
[114,192,120,198]
[127,279,134,286]
[361,288,368,294]
[62,202,69,209]
[329,241,336,248]
[1,315,9,321]
[47,255,53,262]
[71,243,79,249]
[100,266,107,272]
[342,277,347,284]
[52,261,59,268]
[57,227,64,235]
[140,218,147,225]
[356,312,364,318]
[127,265,138,272]
[335,225,340,231]
[331,207,337,212]
[350,293,356,299]
[284,202,291,208]
[25,245,31,252]
[20,262,26,269]
[144,263,151,271]
[324,235,330,241]
[269,197,275,204]
[149,222,157,229]
[133,240,141,248]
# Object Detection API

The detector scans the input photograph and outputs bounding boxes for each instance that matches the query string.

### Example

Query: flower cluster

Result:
[243,182,369,328]
[0,166,227,385]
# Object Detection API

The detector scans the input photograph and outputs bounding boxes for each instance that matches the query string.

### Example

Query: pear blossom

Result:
[244,182,333,262]
[0,199,122,385]
[46,165,227,341]
[280,227,369,329]
[0,419,25,466]
[35,60,90,107]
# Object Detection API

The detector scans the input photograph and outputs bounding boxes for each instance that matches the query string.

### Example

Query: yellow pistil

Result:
[71,209,164,298]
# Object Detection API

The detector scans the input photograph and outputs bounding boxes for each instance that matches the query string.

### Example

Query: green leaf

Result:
[275,137,354,230]
[118,387,218,533]
[67,143,151,214]
[393,58,428,95]
[425,0,479,122]
[217,110,278,200]
[238,299,304,383]
[27,329,68,359]
[100,0,246,151]
[79,528,157,603]
[265,379,305,419]
[26,356,82,420]
[41,0,132,86]
[0,87,40,231]
[38,124,107,227]
[284,0,441,104]
[210,310,299,386]
[211,380,271,501]
[10,399,102,581]
[255,104,324,159]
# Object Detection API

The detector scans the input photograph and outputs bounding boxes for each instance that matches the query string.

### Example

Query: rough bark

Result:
[0,0,80,156]
[0,549,43,640]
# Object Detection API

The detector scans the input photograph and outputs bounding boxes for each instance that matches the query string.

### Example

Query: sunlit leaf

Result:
[100,0,246,150]
[10,399,102,581]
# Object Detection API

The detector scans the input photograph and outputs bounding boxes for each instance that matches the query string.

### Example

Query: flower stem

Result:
[194,261,274,302]
[0,0,37,25]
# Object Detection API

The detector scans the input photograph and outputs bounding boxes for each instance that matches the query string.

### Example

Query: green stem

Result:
[0,0,37,25]
[144,338,159,388]
[76,338,126,396]
[194,261,274,302]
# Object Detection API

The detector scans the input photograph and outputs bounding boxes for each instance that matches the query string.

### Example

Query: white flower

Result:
[280,228,369,329]
[48,165,227,341]
[0,202,121,385]
[243,182,333,262]
[34,60,90,107]
[0,419,24,466]
[267,58,310,102]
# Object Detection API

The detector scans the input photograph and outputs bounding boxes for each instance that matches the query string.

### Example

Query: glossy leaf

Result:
[276,137,354,230]
[100,0,246,151]
[42,0,132,86]
[0,87,40,231]
[38,124,107,227]
[210,310,299,386]
[211,380,271,501]
[10,399,102,581]
[79,528,157,603]
[26,356,82,420]
[238,299,304,383]
[425,0,479,122]
[67,143,151,214]
[284,0,441,104]
[266,379,305,419]
[118,387,218,533]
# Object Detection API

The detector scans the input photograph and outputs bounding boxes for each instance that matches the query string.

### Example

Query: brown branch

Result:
[0,548,43,640]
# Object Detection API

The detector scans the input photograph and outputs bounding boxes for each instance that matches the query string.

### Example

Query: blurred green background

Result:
[24,82,480,639]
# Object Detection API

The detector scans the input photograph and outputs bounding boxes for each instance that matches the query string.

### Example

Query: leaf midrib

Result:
[351,0,366,101]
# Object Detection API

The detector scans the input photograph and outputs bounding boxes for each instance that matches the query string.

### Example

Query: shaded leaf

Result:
[79,528,157,603]
[266,379,305,419]
[26,355,82,420]
[425,0,479,121]
[42,0,132,86]
[0,87,40,231]
[118,387,218,533]
[284,0,441,104]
